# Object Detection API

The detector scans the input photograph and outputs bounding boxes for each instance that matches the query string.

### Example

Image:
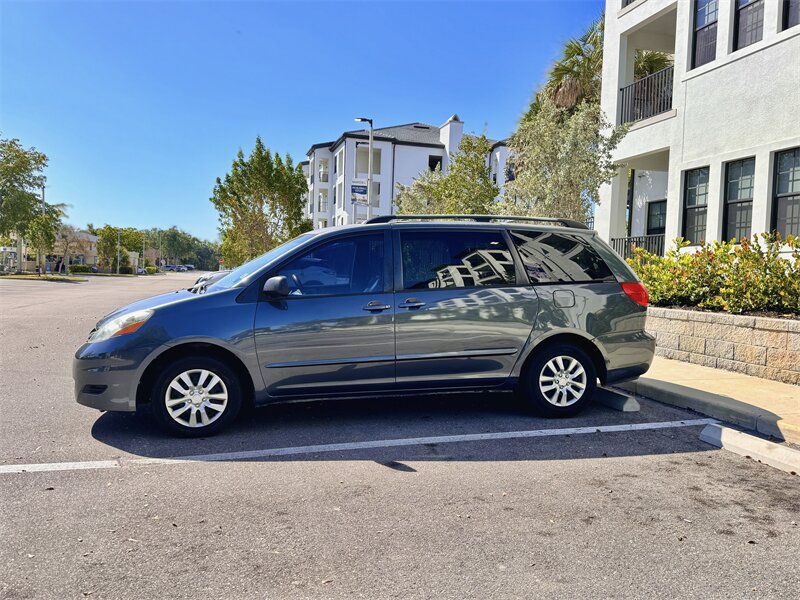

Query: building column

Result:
[752,148,775,235]
[664,155,683,250]
[595,168,628,243]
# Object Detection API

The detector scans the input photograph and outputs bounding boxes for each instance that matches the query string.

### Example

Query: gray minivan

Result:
[73,215,655,437]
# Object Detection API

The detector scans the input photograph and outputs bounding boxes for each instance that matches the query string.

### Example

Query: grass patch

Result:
[0,274,87,283]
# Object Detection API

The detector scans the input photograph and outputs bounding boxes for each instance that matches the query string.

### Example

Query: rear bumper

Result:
[595,330,656,385]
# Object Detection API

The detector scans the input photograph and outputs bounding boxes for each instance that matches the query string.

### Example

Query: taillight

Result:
[621,281,649,307]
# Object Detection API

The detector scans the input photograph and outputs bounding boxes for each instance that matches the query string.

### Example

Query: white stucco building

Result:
[301,115,509,228]
[596,0,800,257]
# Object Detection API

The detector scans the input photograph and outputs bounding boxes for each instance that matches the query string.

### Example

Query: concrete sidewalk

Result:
[618,357,800,444]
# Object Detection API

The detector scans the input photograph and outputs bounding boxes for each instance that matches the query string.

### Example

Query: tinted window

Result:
[400,230,516,289]
[510,231,614,284]
[276,234,384,296]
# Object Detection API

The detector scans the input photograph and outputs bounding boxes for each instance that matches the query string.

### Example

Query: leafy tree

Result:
[26,202,65,272]
[0,136,48,238]
[396,134,499,215]
[210,136,310,267]
[54,224,90,268]
[501,96,626,223]
[523,16,673,119]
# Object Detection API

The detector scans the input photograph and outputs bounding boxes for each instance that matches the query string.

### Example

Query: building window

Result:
[646,200,667,236]
[693,0,718,68]
[428,155,442,171]
[784,0,800,29]
[773,147,800,238]
[724,158,755,241]
[683,167,709,244]
[734,0,764,50]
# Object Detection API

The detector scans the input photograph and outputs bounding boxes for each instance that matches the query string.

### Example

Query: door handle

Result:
[363,301,391,312]
[399,298,426,309]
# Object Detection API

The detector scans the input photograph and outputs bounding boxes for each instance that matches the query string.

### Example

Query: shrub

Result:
[68,264,92,273]
[627,234,799,315]
[145,266,158,275]
[118,266,134,275]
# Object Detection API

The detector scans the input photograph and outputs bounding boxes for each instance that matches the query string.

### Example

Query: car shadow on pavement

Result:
[90,391,719,464]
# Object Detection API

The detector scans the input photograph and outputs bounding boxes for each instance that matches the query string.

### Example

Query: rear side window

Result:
[400,230,516,289]
[276,233,385,296]
[510,230,615,284]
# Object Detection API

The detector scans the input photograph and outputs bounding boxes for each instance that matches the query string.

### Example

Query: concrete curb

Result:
[617,378,800,445]
[699,424,800,475]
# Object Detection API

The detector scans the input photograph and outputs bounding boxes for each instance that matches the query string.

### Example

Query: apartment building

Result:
[595,0,800,257]
[301,115,509,228]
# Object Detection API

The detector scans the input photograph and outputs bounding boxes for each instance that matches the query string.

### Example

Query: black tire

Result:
[150,355,242,437]
[518,343,597,417]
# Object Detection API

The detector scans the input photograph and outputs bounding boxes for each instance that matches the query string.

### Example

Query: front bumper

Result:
[73,341,157,412]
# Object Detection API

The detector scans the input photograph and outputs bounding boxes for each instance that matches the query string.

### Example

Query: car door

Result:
[392,227,539,389]
[254,230,395,397]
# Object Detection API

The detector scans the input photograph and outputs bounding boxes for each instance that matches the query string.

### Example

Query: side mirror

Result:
[263,275,289,298]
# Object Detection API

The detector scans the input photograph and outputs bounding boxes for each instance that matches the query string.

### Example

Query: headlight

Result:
[89,309,153,343]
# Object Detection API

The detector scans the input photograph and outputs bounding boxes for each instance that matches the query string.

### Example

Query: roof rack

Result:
[364,214,589,230]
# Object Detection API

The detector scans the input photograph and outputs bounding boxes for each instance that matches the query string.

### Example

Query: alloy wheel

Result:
[164,369,228,428]
[538,356,587,407]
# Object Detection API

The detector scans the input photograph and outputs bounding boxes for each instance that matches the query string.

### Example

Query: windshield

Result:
[206,233,315,292]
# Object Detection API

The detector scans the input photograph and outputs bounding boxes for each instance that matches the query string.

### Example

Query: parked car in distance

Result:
[176,265,188,272]
[192,269,231,292]
[73,215,654,437]
[163,265,176,271]
[183,264,195,270]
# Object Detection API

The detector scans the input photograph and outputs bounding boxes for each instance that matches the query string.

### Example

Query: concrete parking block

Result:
[595,387,640,412]
[699,424,800,475]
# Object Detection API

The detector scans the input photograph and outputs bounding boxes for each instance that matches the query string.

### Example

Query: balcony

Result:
[318,200,329,212]
[318,172,329,183]
[620,65,673,124]
[611,234,665,259]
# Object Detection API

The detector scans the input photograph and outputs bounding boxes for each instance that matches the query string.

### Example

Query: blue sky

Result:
[2,0,603,241]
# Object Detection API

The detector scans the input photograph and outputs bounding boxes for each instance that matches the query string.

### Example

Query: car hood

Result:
[98,289,196,326]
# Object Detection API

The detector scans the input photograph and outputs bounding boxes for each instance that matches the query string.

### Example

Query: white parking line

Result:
[0,418,718,475]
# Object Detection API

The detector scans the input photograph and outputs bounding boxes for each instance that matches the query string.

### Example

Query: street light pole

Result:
[354,117,374,222]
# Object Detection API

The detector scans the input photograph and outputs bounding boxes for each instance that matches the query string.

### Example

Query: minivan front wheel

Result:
[150,356,242,437]
[520,344,597,417]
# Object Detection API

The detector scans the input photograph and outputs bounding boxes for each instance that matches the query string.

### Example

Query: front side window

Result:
[400,231,516,290]
[773,147,800,237]
[683,167,709,244]
[735,0,764,50]
[784,0,800,30]
[724,158,755,241]
[275,234,385,297]
[646,200,667,236]
[510,231,615,284]
[693,0,718,68]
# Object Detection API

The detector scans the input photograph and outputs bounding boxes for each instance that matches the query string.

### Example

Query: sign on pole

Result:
[351,178,368,204]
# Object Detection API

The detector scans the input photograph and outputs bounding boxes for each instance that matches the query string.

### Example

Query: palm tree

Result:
[523,14,674,118]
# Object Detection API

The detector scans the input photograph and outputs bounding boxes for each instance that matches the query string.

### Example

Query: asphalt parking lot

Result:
[1,274,799,599]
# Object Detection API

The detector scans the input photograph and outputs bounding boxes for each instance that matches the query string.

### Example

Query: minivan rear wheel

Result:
[519,344,597,417]
[150,356,242,437]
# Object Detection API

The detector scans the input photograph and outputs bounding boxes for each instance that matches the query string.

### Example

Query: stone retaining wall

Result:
[646,307,800,386]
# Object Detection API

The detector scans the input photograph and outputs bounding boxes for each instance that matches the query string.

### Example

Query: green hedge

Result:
[119,266,133,275]
[627,234,800,315]
[68,264,92,273]
[145,266,158,275]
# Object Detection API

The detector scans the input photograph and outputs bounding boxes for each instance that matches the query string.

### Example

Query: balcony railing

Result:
[611,234,665,259]
[318,200,329,212]
[319,172,329,183]
[619,65,674,124]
